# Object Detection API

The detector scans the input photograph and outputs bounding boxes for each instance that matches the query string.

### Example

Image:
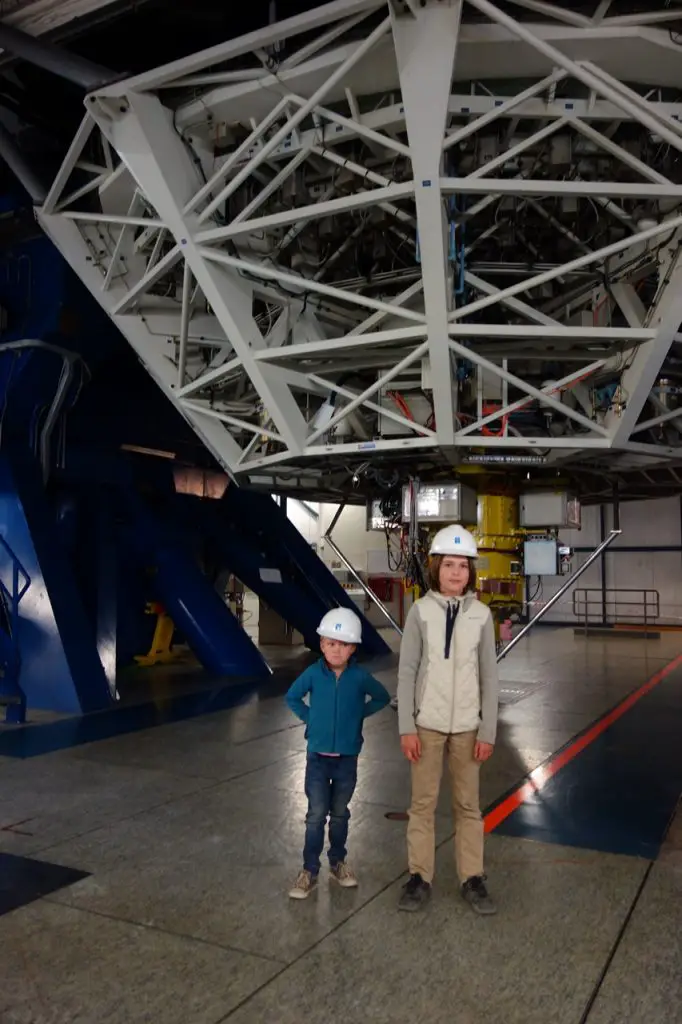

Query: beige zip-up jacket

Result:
[397,590,499,745]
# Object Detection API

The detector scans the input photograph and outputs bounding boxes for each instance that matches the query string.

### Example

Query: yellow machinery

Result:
[471,495,525,640]
[412,494,524,641]
[395,478,575,641]
[135,602,182,667]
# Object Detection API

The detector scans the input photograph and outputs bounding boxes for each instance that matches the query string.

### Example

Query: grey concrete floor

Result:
[0,628,681,1024]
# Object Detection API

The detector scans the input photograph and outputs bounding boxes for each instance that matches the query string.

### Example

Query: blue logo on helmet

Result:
[454,536,460,544]
[334,622,342,631]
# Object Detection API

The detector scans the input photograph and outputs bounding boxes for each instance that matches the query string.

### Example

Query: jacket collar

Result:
[425,589,475,612]
[318,656,355,677]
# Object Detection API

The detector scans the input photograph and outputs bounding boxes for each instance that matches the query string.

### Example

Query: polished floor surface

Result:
[0,628,681,1024]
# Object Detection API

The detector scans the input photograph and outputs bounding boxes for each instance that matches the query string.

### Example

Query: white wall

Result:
[530,496,682,626]
[608,496,682,626]
[284,494,682,628]
[285,500,393,573]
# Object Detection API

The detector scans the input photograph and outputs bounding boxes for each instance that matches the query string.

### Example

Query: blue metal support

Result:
[0,452,113,716]
[0,534,30,722]
[121,491,270,679]
[95,489,118,698]
[187,488,391,659]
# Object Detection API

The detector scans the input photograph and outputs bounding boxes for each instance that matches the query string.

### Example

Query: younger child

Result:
[285,607,391,899]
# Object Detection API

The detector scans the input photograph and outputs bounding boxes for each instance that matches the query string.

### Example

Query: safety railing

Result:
[572,588,660,631]
[0,535,31,717]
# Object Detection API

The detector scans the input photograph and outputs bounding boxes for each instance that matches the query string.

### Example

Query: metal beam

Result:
[185,96,290,216]
[580,61,682,146]
[603,9,682,26]
[105,91,309,456]
[500,0,592,26]
[463,270,560,326]
[566,116,673,186]
[447,339,609,436]
[0,121,48,203]
[455,360,606,436]
[608,234,682,446]
[41,113,95,214]
[306,340,429,444]
[195,181,415,242]
[466,0,682,157]
[93,0,386,96]
[255,325,425,361]
[392,0,462,446]
[443,70,566,152]
[631,406,682,437]
[0,19,113,89]
[440,178,682,200]
[280,10,371,69]
[194,15,391,224]
[37,212,245,474]
[449,214,682,323]
[185,92,682,173]
[308,373,437,437]
[349,279,424,336]
[199,247,427,323]
[467,117,568,179]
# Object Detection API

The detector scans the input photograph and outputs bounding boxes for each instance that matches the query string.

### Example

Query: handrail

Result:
[0,536,31,608]
[572,588,660,625]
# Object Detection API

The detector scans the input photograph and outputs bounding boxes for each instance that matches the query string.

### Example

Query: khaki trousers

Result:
[407,727,483,884]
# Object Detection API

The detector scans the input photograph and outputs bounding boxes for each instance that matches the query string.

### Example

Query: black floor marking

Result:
[0,852,89,918]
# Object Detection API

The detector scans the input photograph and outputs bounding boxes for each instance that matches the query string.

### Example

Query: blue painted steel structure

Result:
[0,204,385,722]
[0,531,30,721]
[0,452,113,716]
[122,491,270,679]
[177,487,390,659]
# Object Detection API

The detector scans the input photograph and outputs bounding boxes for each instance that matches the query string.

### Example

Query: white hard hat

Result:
[429,524,478,558]
[317,607,362,644]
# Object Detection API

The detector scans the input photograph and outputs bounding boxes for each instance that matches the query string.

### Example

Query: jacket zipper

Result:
[449,601,458,733]
[332,670,340,752]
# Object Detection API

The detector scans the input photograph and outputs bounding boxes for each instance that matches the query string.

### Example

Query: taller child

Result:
[396,525,500,915]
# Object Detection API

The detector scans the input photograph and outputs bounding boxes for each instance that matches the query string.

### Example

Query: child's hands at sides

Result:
[400,734,422,763]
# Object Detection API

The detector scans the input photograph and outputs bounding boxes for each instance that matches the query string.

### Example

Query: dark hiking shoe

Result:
[461,875,497,915]
[398,873,431,912]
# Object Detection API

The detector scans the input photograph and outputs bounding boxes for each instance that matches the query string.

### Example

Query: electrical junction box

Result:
[519,491,581,530]
[402,482,477,525]
[523,538,558,577]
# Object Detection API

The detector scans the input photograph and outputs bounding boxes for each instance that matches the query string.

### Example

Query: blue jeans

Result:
[303,753,358,876]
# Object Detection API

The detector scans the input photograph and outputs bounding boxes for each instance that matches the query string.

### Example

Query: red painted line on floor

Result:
[484,652,682,834]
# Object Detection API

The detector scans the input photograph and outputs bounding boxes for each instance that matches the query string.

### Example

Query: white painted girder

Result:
[37,212,246,475]
[35,0,682,475]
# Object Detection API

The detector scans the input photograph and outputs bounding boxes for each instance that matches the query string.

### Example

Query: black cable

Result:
[577,863,653,1024]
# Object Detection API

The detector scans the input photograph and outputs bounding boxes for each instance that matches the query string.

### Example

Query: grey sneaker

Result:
[398,873,431,912]
[288,870,317,900]
[330,862,358,888]
[461,875,497,915]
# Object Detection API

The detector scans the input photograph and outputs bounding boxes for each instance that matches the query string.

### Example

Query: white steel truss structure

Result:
[36,0,682,483]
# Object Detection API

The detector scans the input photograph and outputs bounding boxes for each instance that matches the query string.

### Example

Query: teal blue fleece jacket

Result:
[285,659,391,755]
